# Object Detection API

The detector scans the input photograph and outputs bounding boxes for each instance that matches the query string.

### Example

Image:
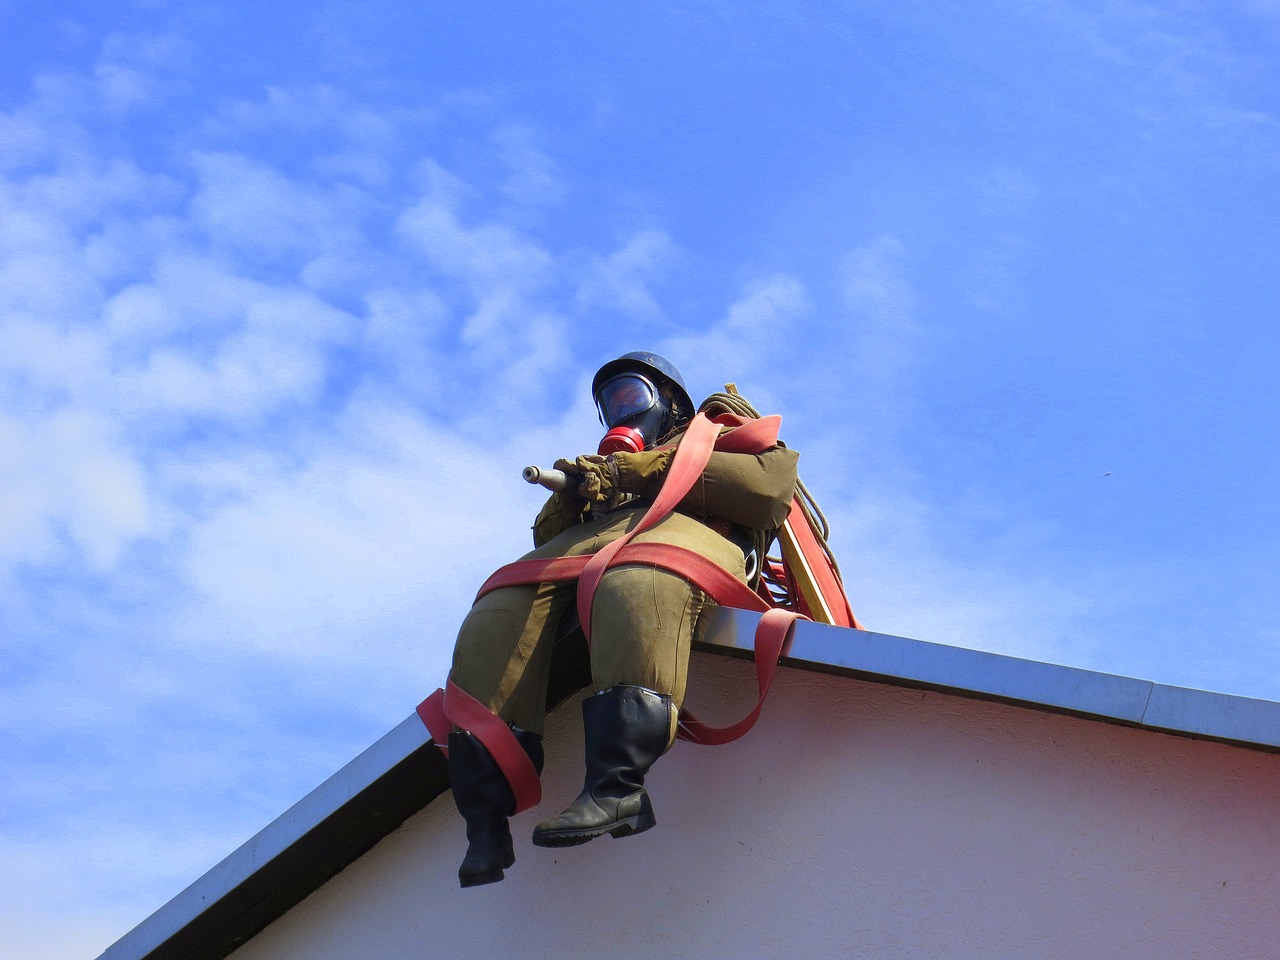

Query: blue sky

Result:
[2,1,1279,955]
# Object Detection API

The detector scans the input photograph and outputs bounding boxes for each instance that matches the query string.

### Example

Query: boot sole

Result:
[459,848,516,888]
[532,812,656,848]
[459,868,506,887]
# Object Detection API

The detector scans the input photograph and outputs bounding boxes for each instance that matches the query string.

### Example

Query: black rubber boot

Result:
[531,685,671,848]
[449,727,544,888]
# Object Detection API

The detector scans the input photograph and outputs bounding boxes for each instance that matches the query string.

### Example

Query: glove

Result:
[554,454,620,504]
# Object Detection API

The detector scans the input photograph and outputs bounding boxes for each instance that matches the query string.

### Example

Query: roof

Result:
[97,610,1280,960]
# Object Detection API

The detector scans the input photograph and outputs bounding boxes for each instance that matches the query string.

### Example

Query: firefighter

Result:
[446,352,799,886]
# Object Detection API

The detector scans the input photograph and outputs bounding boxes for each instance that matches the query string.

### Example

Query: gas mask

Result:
[594,373,673,455]
[589,351,694,456]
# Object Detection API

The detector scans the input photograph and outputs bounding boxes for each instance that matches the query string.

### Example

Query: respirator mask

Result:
[594,373,672,455]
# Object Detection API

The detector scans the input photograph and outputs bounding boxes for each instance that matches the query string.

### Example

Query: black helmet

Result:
[591,352,695,452]
[592,352,693,420]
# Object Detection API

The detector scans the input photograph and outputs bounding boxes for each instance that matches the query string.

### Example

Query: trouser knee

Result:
[450,583,565,735]
[588,566,704,709]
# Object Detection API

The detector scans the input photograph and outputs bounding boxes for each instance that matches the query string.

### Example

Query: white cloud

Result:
[0,74,94,170]
[661,272,809,407]
[189,150,373,263]
[840,234,918,381]
[398,168,555,300]
[0,409,151,571]
[0,250,101,318]
[104,255,260,340]
[139,297,346,415]
[94,62,156,113]
[1016,0,1280,144]
[493,124,566,205]
[576,229,676,320]
[175,396,536,667]
[822,482,1098,666]
[99,29,195,73]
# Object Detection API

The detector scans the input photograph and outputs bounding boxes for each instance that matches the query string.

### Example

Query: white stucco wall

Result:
[230,652,1280,960]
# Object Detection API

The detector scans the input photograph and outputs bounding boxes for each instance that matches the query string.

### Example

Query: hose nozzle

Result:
[523,465,569,491]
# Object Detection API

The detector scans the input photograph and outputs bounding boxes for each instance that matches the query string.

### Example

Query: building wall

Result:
[230,652,1280,960]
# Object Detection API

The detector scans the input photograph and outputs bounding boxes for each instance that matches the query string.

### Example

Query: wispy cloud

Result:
[1012,0,1280,146]
[662,272,809,407]
[576,229,677,321]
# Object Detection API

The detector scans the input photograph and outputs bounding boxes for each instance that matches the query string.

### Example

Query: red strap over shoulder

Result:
[575,413,723,644]
[707,413,781,453]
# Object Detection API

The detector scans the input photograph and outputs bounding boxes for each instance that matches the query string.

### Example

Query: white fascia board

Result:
[701,609,1280,750]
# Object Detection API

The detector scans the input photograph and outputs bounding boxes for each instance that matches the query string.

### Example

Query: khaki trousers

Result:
[449,506,747,736]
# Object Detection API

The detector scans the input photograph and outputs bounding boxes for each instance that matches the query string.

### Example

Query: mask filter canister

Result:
[598,426,646,456]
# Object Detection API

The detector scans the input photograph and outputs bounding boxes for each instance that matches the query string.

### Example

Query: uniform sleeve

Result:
[686,445,799,529]
[613,441,799,531]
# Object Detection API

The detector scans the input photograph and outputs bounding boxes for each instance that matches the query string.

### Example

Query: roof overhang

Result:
[97,611,1280,960]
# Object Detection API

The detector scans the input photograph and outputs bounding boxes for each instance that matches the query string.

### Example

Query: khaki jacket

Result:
[532,425,799,552]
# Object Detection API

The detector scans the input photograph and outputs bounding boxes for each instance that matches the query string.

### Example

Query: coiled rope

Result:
[698,390,844,585]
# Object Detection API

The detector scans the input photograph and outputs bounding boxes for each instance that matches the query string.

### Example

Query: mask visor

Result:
[595,374,657,428]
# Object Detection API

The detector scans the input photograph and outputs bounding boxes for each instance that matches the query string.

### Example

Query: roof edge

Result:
[701,610,1280,753]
